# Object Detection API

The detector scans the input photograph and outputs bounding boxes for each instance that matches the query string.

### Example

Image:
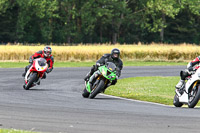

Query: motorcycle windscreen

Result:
[38,58,47,66]
[106,62,116,72]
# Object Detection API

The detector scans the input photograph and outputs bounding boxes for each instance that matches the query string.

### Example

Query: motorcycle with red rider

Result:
[22,46,54,90]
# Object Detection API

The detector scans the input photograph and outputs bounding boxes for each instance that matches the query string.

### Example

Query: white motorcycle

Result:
[173,68,200,108]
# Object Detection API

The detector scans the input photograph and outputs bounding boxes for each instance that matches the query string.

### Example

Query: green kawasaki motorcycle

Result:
[82,62,117,99]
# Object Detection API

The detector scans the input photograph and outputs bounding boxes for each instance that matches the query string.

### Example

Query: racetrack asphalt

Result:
[1,66,200,133]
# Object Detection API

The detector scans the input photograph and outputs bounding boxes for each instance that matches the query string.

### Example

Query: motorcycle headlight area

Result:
[102,69,106,75]
[108,76,115,79]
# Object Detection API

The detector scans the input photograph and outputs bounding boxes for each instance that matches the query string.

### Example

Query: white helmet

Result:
[44,46,52,57]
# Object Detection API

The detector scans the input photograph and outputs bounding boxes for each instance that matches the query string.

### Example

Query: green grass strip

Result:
[0,128,40,133]
[105,76,179,105]
[0,61,187,68]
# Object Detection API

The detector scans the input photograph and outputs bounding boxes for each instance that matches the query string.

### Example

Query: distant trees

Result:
[0,0,200,44]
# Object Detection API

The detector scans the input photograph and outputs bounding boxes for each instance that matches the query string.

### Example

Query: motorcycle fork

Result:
[30,72,39,85]
[91,75,103,92]
[97,75,108,91]
[189,81,198,96]
[92,75,102,87]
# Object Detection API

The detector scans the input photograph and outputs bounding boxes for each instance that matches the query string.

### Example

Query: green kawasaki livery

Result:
[82,62,117,99]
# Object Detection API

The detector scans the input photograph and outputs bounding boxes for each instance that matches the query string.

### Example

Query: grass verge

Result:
[105,76,179,105]
[0,128,39,133]
[0,61,187,68]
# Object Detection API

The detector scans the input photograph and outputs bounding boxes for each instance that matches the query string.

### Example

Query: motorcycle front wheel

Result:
[89,79,105,99]
[188,85,200,108]
[24,73,38,90]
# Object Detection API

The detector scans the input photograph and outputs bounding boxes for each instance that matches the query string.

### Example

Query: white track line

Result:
[100,93,173,107]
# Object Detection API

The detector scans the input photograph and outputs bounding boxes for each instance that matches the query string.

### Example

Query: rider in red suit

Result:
[22,46,54,78]
[176,56,200,90]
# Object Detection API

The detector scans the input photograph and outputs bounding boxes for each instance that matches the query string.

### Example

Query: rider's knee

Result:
[111,79,117,85]
[180,70,190,80]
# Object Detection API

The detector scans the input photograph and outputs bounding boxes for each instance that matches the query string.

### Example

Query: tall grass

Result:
[0,43,199,62]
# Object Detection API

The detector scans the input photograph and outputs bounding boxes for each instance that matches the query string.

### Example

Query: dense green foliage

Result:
[0,0,200,44]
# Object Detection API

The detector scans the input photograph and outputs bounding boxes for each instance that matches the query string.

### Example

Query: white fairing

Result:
[25,67,32,83]
[35,58,48,72]
[179,68,200,103]
[25,58,48,83]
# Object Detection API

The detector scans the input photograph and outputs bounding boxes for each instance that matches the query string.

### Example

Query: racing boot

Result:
[175,79,185,89]
[22,72,26,77]
[84,65,97,81]
[175,80,185,96]
[22,65,30,77]
[37,81,40,85]
[42,72,46,79]
[22,68,27,77]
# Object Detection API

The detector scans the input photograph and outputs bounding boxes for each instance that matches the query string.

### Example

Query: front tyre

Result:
[173,94,183,107]
[188,85,200,108]
[89,80,105,99]
[24,73,38,90]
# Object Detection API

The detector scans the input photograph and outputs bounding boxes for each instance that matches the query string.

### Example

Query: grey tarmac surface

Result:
[1,66,200,133]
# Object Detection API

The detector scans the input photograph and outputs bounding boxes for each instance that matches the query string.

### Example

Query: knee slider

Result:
[180,70,189,80]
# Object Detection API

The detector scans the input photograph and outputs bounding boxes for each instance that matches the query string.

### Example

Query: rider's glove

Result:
[116,75,119,80]
[96,63,101,67]
[187,62,195,73]
[94,63,101,70]
[186,67,195,75]
[29,58,33,64]
[46,68,51,73]
[187,62,192,69]
[188,66,194,72]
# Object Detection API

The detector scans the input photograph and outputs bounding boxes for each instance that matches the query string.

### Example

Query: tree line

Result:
[0,0,200,44]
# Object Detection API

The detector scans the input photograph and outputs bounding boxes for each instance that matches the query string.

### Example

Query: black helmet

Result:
[111,48,120,59]
[44,46,52,57]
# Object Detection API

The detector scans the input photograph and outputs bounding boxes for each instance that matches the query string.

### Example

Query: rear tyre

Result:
[188,85,200,108]
[82,88,90,98]
[89,80,105,99]
[24,73,38,90]
[173,94,183,107]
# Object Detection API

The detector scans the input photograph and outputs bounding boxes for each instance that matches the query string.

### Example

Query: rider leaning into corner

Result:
[22,46,54,80]
[84,48,123,88]
[175,56,200,93]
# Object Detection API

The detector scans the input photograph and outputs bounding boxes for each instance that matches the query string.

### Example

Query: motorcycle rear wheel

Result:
[173,94,183,107]
[188,85,200,108]
[24,73,38,90]
[89,80,105,99]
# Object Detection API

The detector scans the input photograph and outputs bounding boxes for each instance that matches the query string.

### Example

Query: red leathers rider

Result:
[22,46,54,80]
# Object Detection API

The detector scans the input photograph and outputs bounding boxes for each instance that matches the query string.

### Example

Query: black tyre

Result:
[188,85,200,108]
[89,80,105,99]
[173,94,183,107]
[24,73,38,90]
[82,88,90,98]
